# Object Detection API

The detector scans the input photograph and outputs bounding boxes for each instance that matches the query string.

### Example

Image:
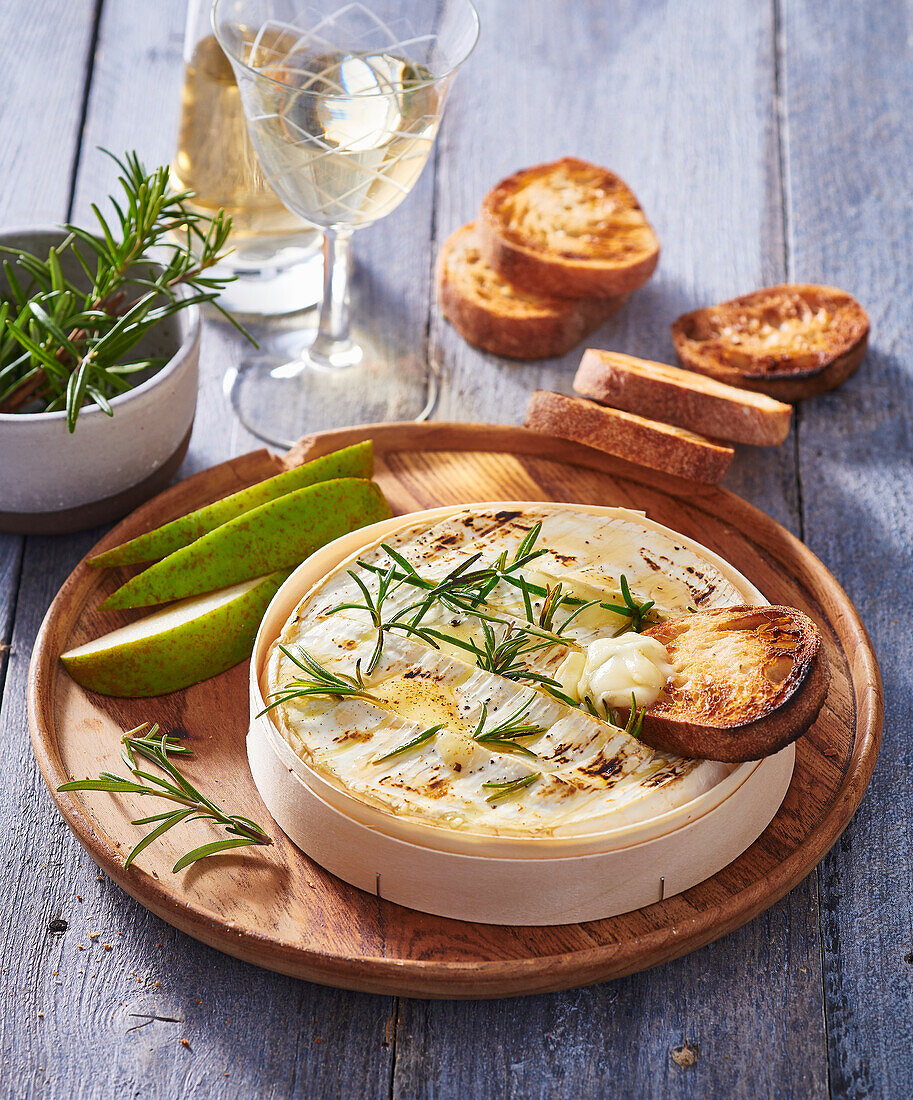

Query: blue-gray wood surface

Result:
[0,0,907,1096]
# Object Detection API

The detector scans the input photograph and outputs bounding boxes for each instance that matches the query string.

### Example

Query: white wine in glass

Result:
[173,2,322,316]
[212,0,479,445]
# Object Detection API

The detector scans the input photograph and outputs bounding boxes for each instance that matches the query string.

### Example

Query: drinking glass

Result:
[212,0,480,445]
[174,0,323,316]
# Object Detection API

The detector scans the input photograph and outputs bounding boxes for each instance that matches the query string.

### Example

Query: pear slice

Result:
[102,477,391,612]
[639,605,829,762]
[89,441,374,568]
[61,571,290,697]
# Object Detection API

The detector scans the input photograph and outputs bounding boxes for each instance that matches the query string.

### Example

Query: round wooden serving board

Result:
[29,423,883,999]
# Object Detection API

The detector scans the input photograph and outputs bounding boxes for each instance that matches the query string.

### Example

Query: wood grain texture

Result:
[29,425,880,1005]
[781,1,913,1094]
[0,0,906,1093]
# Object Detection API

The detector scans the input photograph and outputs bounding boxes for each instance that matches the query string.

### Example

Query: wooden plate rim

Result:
[27,422,883,997]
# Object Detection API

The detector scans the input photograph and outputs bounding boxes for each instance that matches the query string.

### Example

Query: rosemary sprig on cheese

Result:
[260,645,376,714]
[603,574,656,635]
[374,723,446,764]
[482,773,541,803]
[470,699,546,759]
[59,723,271,872]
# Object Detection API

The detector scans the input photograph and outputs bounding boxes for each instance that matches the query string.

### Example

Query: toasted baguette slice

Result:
[524,390,733,483]
[638,605,829,762]
[436,224,624,360]
[671,284,869,400]
[574,349,792,446]
[478,158,660,299]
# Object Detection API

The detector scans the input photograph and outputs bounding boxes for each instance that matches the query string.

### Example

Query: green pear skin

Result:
[102,478,392,611]
[89,441,374,568]
[61,571,290,697]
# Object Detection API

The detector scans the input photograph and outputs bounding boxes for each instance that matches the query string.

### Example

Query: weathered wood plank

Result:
[781,0,913,1094]
[431,0,800,532]
[1,3,396,1097]
[394,1,826,1095]
[0,0,99,693]
[0,7,101,1084]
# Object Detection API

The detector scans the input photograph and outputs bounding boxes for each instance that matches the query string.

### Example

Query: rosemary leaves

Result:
[0,150,251,430]
[59,723,271,872]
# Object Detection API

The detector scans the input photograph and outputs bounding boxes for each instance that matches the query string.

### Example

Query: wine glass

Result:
[212,0,480,445]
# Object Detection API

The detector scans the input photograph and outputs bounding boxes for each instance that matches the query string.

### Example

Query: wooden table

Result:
[0,1,907,1096]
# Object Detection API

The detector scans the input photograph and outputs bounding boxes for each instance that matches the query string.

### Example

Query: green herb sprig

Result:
[374,723,445,764]
[0,149,252,430]
[623,693,646,740]
[602,575,656,635]
[259,645,376,714]
[482,772,541,803]
[470,699,546,759]
[583,691,647,737]
[423,619,577,706]
[58,723,271,872]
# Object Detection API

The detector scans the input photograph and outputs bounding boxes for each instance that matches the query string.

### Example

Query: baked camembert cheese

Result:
[263,506,759,839]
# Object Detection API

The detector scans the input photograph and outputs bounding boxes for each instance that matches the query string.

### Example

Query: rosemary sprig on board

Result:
[0,149,252,430]
[58,723,271,873]
[259,645,376,713]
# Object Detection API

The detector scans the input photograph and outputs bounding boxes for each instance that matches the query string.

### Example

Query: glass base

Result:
[224,326,437,448]
[214,240,324,317]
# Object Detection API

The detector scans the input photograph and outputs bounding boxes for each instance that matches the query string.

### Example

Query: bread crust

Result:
[640,605,829,762]
[524,390,733,483]
[671,284,869,401]
[479,158,660,298]
[574,349,793,445]
[436,224,624,360]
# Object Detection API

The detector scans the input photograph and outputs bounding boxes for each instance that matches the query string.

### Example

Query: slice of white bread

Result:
[436,223,624,360]
[524,390,734,484]
[574,349,792,446]
[478,158,660,299]
[671,284,869,400]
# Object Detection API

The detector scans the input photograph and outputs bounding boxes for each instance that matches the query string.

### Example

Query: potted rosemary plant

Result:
[0,151,248,534]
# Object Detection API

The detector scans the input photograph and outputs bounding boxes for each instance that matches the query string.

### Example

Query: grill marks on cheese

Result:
[267,507,742,836]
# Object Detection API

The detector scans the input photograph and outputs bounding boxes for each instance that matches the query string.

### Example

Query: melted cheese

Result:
[557,635,673,709]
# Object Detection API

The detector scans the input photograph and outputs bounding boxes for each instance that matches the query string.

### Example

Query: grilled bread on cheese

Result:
[640,605,828,761]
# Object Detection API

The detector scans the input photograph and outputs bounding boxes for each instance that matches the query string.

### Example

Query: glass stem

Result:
[309,227,359,368]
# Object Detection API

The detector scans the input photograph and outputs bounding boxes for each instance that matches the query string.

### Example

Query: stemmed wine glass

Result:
[212,0,479,445]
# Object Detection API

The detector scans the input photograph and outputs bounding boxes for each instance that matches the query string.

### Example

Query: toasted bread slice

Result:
[524,390,734,483]
[478,158,660,299]
[436,224,625,360]
[638,605,829,761]
[671,284,869,401]
[574,349,792,446]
